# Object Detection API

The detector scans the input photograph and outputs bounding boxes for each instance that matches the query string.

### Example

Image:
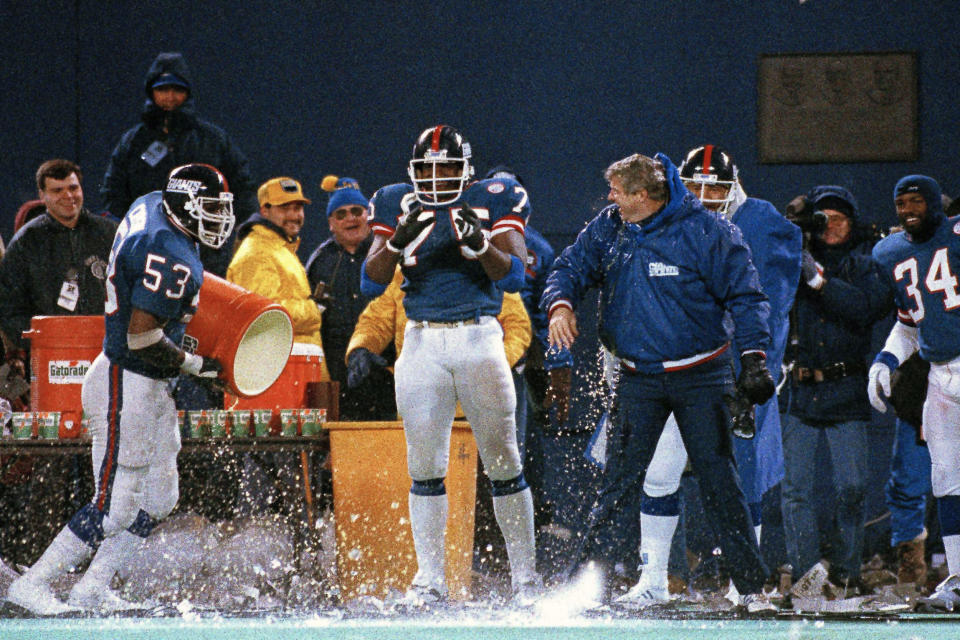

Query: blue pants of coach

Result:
[572,355,769,596]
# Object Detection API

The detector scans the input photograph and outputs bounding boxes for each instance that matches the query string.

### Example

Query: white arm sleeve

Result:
[882,321,920,364]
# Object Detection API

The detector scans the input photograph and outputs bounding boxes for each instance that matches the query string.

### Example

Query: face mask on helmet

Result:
[407,125,475,206]
[162,163,235,248]
[679,145,739,215]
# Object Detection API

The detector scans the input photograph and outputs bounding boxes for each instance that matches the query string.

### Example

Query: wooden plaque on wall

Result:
[757,51,918,163]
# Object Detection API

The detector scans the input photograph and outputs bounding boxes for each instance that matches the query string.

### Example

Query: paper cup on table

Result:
[188,411,211,438]
[229,409,252,436]
[252,409,272,437]
[209,410,228,438]
[38,412,60,439]
[11,413,33,439]
[279,409,299,436]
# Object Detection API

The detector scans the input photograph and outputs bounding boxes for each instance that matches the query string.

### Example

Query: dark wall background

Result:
[1,0,940,556]
[3,0,958,258]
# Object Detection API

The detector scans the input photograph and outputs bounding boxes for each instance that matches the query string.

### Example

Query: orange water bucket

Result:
[184,273,294,398]
[24,315,104,438]
[225,343,324,410]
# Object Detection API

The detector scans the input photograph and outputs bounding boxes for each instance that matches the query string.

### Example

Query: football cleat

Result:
[511,576,545,607]
[918,574,960,612]
[67,581,147,614]
[396,583,448,609]
[739,591,778,614]
[613,583,671,610]
[6,576,81,616]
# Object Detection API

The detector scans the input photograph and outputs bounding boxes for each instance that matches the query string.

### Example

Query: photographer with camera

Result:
[305,176,396,421]
[779,185,891,592]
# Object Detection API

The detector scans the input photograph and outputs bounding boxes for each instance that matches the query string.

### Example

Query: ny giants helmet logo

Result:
[166,178,206,195]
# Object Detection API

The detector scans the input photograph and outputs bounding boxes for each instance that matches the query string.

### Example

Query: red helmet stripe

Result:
[701,145,714,173]
[431,126,443,151]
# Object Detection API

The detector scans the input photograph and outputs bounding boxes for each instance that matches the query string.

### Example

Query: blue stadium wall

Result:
[3,1,957,256]
[1,0,936,551]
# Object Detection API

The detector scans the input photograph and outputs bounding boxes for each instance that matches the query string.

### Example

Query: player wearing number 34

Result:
[870,175,960,605]
[5,163,233,615]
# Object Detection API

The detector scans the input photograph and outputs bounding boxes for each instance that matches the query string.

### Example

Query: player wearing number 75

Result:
[361,125,540,606]
[6,163,233,615]
[870,174,960,606]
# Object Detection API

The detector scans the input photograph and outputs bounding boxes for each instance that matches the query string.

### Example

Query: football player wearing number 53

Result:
[361,125,540,606]
[6,164,233,615]
[870,175,960,608]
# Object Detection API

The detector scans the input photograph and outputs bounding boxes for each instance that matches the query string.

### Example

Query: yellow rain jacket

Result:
[346,267,531,368]
[226,221,330,380]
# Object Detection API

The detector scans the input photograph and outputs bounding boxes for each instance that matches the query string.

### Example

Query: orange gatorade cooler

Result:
[225,342,325,411]
[23,315,104,438]
[184,272,294,398]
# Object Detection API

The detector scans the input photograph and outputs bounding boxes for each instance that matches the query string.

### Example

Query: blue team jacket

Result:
[541,153,771,373]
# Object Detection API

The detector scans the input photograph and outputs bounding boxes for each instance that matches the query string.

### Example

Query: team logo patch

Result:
[181,334,199,354]
[166,178,204,194]
[48,360,91,384]
[487,182,505,194]
[648,262,679,277]
[953,221,960,235]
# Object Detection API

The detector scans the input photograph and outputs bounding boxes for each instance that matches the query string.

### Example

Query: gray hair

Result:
[604,154,667,201]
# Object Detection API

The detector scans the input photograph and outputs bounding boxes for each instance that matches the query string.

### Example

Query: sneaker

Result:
[6,576,80,616]
[613,583,671,610]
[918,574,960,612]
[511,577,545,607]
[740,591,777,614]
[67,582,147,613]
[397,583,447,609]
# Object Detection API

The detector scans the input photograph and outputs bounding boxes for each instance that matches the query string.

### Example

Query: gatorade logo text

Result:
[48,360,91,384]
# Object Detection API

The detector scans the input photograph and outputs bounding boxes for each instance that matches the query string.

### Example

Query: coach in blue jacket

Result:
[542,152,777,610]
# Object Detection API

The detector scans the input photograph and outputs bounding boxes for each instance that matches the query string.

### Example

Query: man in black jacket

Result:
[305,176,395,421]
[0,159,117,376]
[780,185,891,591]
[100,51,256,277]
[0,159,117,566]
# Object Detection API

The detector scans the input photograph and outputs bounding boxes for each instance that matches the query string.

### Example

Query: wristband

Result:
[873,350,900,371]
[495,254,525,292]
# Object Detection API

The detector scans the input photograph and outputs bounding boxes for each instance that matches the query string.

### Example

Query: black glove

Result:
[452,203,488,254]
[724,389,756,439]
[347,348,388,389]
[737,352,775,405]
[801,250,825,289]
[387,196,433,253]
[196,356,224,379]
[196,357,225,392]
[182,352,224,378]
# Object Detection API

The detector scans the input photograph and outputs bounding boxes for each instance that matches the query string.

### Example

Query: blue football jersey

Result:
[369,177,529,322]
[873,216,960,363]
[103,191,205,379]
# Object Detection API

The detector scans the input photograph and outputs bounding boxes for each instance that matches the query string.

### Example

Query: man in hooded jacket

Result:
[100,51,257,277]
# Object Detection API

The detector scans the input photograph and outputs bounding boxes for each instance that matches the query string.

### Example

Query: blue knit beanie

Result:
[322,175,368,216]
[894,175,942,212]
